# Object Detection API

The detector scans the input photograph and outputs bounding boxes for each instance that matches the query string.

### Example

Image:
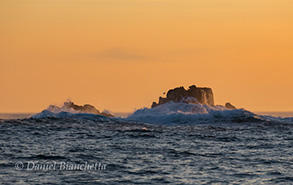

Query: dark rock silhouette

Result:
[225,102,237,110]
[64,101,100,114]
[63,101,114,117]
[152,85,215,108]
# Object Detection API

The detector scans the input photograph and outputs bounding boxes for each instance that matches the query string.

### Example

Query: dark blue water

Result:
[0,116,293,184]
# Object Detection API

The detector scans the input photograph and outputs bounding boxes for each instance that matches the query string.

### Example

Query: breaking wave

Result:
[126,102,264,124]
[32,102,112,119]
[29,101,293,125]
[32,110,109,119]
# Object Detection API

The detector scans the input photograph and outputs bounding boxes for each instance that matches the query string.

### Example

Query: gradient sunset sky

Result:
[1,0,292,113]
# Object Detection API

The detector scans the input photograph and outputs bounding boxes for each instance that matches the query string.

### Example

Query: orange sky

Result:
[1,0,293,113]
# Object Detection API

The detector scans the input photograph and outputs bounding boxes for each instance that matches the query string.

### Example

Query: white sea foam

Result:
[32,103,109,119]
[31,101,293,125]
[32,110,107,119]
[126,102,262,124]
[32,104,83,118]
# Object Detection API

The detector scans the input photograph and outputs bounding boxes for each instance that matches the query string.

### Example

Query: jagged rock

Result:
[63,101,113,117]
[188,85,214,105]
[151,85,215,108]
[225,102,237,110]
[151,102,158,108]
[100,110,114,118]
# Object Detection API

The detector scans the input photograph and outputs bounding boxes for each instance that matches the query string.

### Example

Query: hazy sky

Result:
[1,0,293,113]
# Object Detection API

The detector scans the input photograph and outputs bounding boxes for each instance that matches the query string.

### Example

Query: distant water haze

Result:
[255,112,293,118]
[0,113,35,120]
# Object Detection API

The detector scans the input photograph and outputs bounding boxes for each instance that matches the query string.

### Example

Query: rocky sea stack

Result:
[151,85,236,110]
[48,101,114,117]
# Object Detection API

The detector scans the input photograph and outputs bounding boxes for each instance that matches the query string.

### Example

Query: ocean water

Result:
[1,106,293,184]
[0,113,34,120]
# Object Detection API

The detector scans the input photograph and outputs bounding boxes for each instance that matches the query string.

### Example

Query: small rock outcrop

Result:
[61,101,113,117]
[225,102,237,110]
[152,85,215,108]
[64,101,100,114]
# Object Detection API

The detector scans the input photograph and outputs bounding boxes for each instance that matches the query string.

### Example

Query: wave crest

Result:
[126,102,262,124]
[32,101,113,118]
